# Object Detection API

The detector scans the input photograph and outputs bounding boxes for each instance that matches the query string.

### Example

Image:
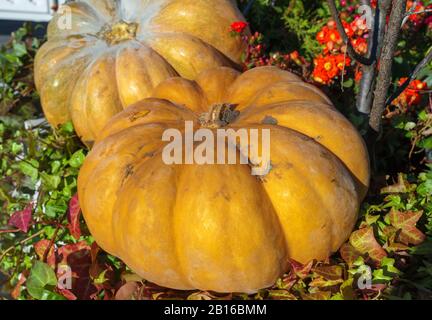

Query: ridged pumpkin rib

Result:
[236,101,370,199]
[79,124,173,255]
[81,0,117,23]
[245,81,334,108]
[229,124,358,260]
[96,99,197,141]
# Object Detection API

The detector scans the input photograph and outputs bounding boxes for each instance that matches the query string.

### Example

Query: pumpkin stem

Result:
[99,20,138,45]
[199,104,239,128]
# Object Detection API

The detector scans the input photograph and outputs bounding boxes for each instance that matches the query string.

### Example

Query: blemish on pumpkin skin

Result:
[129,110,151,122]
[213,189,231,202]
[261,116,278,125]
[331,178,341,188]
[121,164,134,186]
[273,171,283,180]
[299,135,312,142]
[319,150,332,160]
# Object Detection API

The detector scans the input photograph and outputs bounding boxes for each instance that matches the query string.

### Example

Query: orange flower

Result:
[316,26,330,44]
[312,54,351,85]
[395,78,428,107]
[351,37,368,54]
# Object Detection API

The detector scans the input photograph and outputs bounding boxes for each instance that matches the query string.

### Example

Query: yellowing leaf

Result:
[349,227,387,265]
[312,265,344,281]
[387,210,426,245]
[340,243,362,266]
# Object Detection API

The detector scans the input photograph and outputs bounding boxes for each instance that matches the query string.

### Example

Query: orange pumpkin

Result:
[34,0,247,145]
[78,66,370,293]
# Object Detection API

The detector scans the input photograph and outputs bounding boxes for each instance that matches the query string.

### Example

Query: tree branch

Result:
[386,47,432,106]
[243,0,256,16]
[357,0,391,113]
[369,0,407,133]
[0,229,45,264]
[327,0,375,65]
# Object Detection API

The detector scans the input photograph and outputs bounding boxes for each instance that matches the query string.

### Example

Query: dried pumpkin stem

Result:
[199,104,239,128]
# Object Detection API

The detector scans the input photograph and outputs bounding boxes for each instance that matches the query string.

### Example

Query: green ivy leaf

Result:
[343,78,354,88]
[419,137,432,150]
[12,42,27,57]
[18,160,39,182]
[40,172,61,190]
[61,121,75,134]
[69,150,85,168]
[26,261,60,300]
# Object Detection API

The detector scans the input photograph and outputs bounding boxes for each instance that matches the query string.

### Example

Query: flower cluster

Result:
[312,14,369,85]
[394,78,428,108]
[231,28,307,74]
[316,19,368,56]
[230,21,249,34]
[312,54,352,85]
[406,1,432,28]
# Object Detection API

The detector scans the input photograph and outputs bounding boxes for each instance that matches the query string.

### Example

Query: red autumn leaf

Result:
[58,289,77,300]
[67,194,82,240]
[287,259,314,279]
[8,204,32,233]
[279,273,298,291]
[349,227,387,265]
[340,243,362,266]
[34,239,56,267]
[388,210,426,245]
[90,242,100,264]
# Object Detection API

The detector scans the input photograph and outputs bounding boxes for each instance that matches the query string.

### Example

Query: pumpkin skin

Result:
[78,66,370,293]
[34,0,247,145]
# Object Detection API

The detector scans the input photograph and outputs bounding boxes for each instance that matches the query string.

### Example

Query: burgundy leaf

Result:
[57,241,98,300]
[58,289,77,300]
[67,194,82,240]
[8,204,32,233]
[287,259,314,279]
